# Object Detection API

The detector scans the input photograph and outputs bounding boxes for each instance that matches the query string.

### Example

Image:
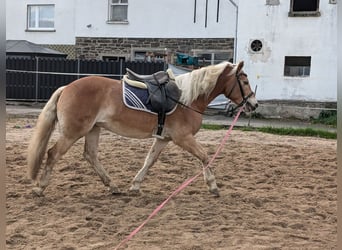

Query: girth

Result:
[124,68,181,138]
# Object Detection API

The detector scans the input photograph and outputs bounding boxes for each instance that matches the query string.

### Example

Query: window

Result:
[108,0,128,22]
[289,0,320,17]
[133,50,166,62]
[103,56,126,62]
[284,56,311,77]
[192,50,233,66]
[27,5,55,31]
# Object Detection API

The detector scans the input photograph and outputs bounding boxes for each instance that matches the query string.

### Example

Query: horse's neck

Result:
[185,64,233,112]
[191,77,227,112]
[192,93,219,113]
[191,97,207,113]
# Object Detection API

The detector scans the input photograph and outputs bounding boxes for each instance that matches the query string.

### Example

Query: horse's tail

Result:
[27,86,66,180]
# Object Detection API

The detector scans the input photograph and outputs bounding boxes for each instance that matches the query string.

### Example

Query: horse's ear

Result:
[236,61,244,73]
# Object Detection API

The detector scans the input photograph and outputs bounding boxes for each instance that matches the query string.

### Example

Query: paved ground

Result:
[6,104,336,133]
[203,113,337,132]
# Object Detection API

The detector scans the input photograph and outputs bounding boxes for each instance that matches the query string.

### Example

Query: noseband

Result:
[227,72,254,109]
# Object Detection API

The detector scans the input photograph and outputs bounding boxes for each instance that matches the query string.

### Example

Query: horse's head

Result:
[222,61,258,112]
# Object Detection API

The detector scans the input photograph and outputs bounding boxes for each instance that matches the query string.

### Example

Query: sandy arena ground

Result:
[6,117,337,249]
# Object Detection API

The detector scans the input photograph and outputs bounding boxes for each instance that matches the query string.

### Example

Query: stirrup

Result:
[152,126,165,139]
[152,134,165,140]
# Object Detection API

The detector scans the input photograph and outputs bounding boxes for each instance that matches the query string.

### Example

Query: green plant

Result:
[255,127,336,139]
[202,124,336,139]
[201,124,226,130]
[311,110,337,127]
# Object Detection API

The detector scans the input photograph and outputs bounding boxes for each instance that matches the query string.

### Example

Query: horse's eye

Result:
[243,80,249,85]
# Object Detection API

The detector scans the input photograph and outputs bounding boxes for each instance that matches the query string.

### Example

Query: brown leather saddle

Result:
[126,69,170,84]
[125,68,181,138]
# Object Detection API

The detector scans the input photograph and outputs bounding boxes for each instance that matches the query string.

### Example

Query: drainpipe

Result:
[227,0,238,63]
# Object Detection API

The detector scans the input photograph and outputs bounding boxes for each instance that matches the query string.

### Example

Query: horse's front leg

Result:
[129,138,169,193]
[174,135,219,196]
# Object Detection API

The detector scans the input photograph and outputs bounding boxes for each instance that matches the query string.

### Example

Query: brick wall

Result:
[75,37,234,61]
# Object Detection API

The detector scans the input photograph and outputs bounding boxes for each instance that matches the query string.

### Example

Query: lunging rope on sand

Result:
[114,106,245,250]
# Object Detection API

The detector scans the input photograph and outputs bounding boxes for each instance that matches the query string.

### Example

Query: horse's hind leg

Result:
[174,135,219,196]
[203,168,219,196]
[32,136,77,196]
[83,126,119,194]
[129,138,169,193]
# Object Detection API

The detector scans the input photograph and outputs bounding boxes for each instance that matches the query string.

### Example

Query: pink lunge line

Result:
[114,106,244,250]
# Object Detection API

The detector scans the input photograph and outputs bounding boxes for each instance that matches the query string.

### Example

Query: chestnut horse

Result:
[27,61,258,197]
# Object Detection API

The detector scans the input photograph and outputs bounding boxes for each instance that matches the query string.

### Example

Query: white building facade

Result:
[6,0,337,117]
[237,0,337,103]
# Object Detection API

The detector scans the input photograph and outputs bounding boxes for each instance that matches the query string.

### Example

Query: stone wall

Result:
[75,37,234,61]
[256,100,337,120]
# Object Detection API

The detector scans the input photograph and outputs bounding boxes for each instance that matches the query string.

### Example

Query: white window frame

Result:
[131,48,167,62]
[284,56,311,77]
[27,4,55,31]
[192,50,233,66]
[108,0,128,23]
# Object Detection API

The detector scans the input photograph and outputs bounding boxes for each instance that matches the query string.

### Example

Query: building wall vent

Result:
[249,39,264,53]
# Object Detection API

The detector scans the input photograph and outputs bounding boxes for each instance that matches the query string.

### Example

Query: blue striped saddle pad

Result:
[122,82,176,115]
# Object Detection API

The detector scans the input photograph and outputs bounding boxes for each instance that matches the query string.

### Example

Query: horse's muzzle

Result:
[244,98,258,112]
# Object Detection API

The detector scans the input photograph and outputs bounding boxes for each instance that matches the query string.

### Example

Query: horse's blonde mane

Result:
[174,61,237,105]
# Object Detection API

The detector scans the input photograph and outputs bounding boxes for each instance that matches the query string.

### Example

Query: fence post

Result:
[77,58,80,79]
[35,56,39,103]
[119,59,123,78]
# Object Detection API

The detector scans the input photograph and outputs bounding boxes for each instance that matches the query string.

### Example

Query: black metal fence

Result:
[6,57,165,101]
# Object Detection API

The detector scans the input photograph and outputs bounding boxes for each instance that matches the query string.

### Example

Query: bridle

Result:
[171,70,255,115]
[226,72,254,111]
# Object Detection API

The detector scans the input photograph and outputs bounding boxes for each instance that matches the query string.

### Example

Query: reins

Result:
[114,105,246,250]
[169,96,205,115]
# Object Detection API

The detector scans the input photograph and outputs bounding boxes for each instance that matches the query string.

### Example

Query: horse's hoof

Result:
[32,187,44,197]
[209,188,220,197]
[109,186,121,195]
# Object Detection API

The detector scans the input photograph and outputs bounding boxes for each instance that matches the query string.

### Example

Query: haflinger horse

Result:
[27,61,258,197]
